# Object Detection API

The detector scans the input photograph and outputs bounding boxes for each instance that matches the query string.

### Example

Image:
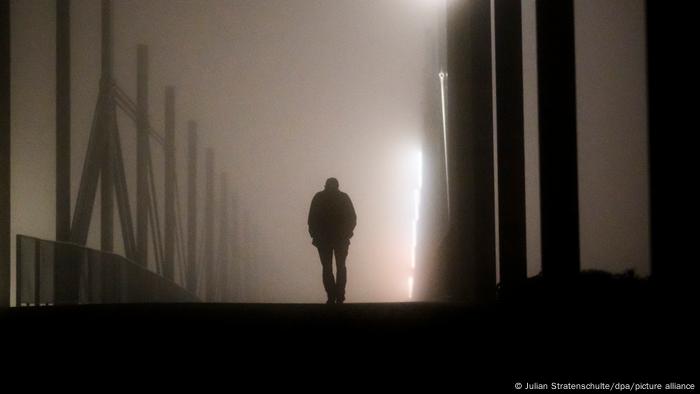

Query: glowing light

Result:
[414,189,420,221]
[439,70,451,220]
[412,220,417,268]
[417,151,423,189]
[409,149,422,299]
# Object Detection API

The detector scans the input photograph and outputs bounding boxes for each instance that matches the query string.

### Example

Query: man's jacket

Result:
[308,189,356,247]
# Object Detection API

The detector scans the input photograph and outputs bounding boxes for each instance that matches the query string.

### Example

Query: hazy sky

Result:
[10,0,443,303]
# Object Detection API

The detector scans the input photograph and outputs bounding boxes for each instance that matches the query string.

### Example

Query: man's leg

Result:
[334,243,349,303]
[317,246,336,303]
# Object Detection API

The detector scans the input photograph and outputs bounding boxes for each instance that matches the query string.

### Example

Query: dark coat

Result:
[308,189,356,247]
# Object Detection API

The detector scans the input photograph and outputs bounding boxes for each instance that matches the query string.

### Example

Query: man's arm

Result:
[344,194,357,238]
[308,193,320,239]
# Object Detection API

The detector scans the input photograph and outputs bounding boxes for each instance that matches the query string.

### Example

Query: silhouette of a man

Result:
[308,177,356,304]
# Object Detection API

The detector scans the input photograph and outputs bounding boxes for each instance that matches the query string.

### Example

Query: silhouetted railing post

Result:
[230,192,239,301]
[0,0,10,307]
[136,45,150,267]
[164,86,176,281]
[241,212,250,302]
[204,148,215,301]
[56,0,71,243]
[536,0,580,278]
[494,0,527,291]
[54,242,81,305]
[218,173,229,301]
[186,122,198,293]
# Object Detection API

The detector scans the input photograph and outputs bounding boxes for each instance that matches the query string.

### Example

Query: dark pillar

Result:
[646,1,692,292]
[56,0,71,242]
[230,192,239,301]
[494,0,527,291]
[445,0,496,303]
[217,173,229,301]
[536,0,580,278]
[101,158,113,251]
[101,0,112,78]
[136,45,149,267]
[204,148,215,301]
[186,122,198,293]
[1,0,10,307]
[100,0,113,252]
[163,87,175,281]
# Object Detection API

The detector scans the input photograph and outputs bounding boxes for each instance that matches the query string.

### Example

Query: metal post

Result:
[218,173,229,301]
[136,45,149,267]
[187,122,198,293]
[445,0,496,303]
[100,0,113,252]
[101,0,113,79]
[536,0,580,278]
[204,149,215,301]
[230,192,239,301]
[101,159,114,251]
[69,0,114,246]
[164,87,175,281]
[0,0,10,307]
[646,1,691,293]
[34,241,41,306]
[56,0,71,242]
[494,0,527,291]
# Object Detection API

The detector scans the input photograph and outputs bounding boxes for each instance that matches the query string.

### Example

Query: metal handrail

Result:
[16,234,200,306]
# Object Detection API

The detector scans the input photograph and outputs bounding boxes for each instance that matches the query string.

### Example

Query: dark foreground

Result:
[1,300,696,389]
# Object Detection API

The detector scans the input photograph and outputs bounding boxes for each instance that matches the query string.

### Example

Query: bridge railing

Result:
[16,235,199,306]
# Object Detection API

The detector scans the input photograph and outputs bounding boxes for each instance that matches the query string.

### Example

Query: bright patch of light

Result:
[439,70,450,220]
[409,149,422,300]
[412,220,417,268]
[413,189,420,221]
[417,151,423,189]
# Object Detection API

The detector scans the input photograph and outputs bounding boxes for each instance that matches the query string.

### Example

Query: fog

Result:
[8,0,650,305]
[10,0,445,303]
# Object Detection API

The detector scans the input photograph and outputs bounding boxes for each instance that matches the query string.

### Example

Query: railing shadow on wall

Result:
[16,235,199,306]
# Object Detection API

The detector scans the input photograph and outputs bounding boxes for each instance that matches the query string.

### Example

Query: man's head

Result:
[324,177,339,191]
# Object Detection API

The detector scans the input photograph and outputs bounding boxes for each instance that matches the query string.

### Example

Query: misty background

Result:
[8,0,648,304]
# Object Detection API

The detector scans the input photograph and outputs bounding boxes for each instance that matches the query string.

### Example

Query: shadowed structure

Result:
[536,0,580,278]
[0,0,9,307]
[444,0,496,303]
[494,0,526,291]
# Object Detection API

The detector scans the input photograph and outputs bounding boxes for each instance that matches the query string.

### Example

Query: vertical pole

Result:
[163,87,175,281]
[204,149,215,301]
[445,0,496,303]
[34,241,40,306]
[186,122,198,293]
[101,0,113,79]
[536,0,580,278]
[241,212,249,302]
[136,45,149,267]
[101,159,113,251]
[100,0,113,252]
[56,0,71,242]
[218,173,229,301]
[494,0,527,292]
[646,1,691,293]
[230,192,239,301]
[0,0,10,307]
